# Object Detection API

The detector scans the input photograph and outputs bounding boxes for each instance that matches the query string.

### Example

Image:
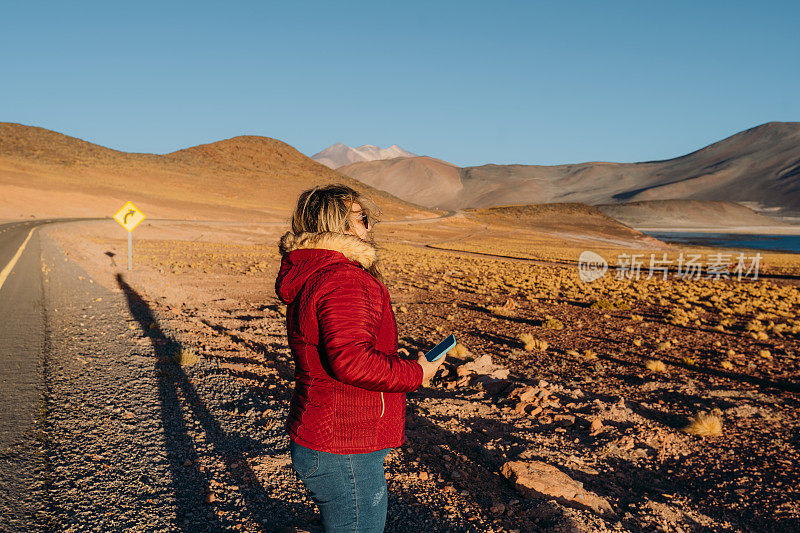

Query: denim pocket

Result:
[290,441,319,479]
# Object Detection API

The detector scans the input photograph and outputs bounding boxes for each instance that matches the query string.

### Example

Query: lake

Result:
[642,232,800,254]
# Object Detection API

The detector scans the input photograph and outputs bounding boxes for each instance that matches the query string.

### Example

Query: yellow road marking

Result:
[0,227,37,292]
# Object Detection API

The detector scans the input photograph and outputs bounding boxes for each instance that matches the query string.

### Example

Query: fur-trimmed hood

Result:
[275,231,381,304]
[278,231,377,269]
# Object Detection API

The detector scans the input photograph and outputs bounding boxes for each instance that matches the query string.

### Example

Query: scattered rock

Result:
[501,460,614,516]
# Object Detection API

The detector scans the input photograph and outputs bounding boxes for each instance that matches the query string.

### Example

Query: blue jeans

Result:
[290,440,391,532]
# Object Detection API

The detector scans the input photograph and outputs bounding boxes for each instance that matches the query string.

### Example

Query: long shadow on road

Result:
[116,273,306,532]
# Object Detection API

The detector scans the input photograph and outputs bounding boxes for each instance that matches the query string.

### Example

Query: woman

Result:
[275,184,445,532]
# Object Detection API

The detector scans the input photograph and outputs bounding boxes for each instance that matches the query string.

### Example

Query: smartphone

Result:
[424,334,457,362]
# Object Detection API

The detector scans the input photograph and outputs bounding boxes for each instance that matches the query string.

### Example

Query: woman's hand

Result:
[417,351,446,384]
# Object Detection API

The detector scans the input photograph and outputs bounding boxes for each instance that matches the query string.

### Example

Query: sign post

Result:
[113,202,146,271]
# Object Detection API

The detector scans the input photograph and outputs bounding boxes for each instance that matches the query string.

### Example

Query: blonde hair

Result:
[290,184,383,280]
[291,184,380,235]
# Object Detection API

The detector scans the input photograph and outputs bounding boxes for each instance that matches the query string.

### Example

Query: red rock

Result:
[456,365,474,378]
[517,386,539,403]
[462,354,493,374]
[501,461,613,516]
[554,415,575,427]
[490,368,510,380]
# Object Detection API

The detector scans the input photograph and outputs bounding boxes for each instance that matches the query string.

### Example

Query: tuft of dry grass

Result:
[542,316,565,330]
[517,333,548,352]
[590,298,615,310]
[645,359,667,372]
[449,343,473,361]
[174,346,199,366]
[487,299,518,317]
[683,412,723,437]
[720,360,734,370]
[582,349,597,361]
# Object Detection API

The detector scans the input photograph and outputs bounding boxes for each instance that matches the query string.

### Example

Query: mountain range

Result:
[338,122,800,218]
[311,143,416,169]
[0,123,435,221]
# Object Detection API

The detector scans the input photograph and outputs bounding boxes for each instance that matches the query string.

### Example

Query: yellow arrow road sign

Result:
[113,202,146,232]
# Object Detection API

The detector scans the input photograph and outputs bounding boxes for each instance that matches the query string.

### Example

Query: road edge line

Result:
[0,227,37,292]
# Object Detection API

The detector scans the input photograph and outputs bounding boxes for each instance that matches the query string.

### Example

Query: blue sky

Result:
[1,1,798,166]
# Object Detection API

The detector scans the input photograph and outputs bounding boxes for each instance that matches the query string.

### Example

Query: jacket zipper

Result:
[379,392,385,418]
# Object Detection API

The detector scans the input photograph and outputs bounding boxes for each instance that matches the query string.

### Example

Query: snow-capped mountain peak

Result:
[311,143,416,169]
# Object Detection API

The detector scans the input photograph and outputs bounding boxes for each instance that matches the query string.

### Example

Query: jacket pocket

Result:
[290,441,319,479]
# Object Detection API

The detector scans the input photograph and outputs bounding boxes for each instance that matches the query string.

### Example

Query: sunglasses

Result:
[358,211,370,230]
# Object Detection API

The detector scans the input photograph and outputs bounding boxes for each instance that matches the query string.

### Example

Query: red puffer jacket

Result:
[275,231,423,454]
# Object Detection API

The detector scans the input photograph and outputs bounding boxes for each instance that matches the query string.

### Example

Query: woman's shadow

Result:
[116,274,311,532]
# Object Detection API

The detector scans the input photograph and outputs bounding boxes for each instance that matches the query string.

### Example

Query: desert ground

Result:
[22,209,799,533]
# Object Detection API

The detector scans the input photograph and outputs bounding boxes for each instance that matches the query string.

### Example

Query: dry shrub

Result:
[745,319,763,332]
[487,299,517,317]
[720,360,734,370]
[518,333,547,352]
[542,316,565,330]
[590,298,615,310]
[582,349,597,361]
[645,359,666,372]
[681,356,696,366]
[449,343,473,361]
[683,412,723,437]
[174,346,199,366]
[632,338,643,347]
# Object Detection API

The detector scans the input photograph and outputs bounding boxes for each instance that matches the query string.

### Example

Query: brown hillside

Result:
[465,203,663,247]
[339,156,462,209]
[0,123,436,222]
[596,199,795,229]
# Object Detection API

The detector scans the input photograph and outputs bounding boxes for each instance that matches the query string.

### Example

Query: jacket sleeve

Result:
[316,270,423,393]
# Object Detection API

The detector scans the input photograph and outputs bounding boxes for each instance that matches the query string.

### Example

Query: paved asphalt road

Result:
[0,219,98,446]
[0,219,50,449]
